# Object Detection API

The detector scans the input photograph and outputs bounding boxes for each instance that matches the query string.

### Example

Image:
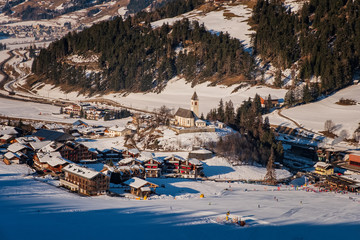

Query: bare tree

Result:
[324,120,335,133]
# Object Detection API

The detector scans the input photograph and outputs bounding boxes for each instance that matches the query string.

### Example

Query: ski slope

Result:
[1,163,360,240]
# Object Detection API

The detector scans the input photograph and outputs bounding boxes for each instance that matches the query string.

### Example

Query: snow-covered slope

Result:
[1,163,360,240]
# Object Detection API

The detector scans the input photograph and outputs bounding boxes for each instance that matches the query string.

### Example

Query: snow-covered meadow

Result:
[1,162,360,240]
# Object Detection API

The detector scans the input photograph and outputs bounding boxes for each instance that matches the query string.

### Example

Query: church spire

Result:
[191,91,199,117]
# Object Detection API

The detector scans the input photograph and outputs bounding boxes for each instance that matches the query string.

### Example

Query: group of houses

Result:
[0,124,209,197]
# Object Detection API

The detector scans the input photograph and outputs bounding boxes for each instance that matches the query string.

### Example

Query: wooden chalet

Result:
[124,177,158,198]
[118,157,143,166]
[58,141,97,163]
[143,157,163,178]
[3,152,24,165]
[122,148,140,158]
[179,158,203,178]
[33,152,70,173]
[0,134,15,144]
[314,162,334,176]
[164,154,185,174]
[107,164,145,183]
[98,147,123,161]
[61,164,109,196]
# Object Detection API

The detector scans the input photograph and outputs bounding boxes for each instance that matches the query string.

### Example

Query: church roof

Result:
[175,108,196,119]
[191,92,199,100]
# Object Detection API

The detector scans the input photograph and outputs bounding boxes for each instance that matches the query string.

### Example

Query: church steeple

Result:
[191,91,199,117]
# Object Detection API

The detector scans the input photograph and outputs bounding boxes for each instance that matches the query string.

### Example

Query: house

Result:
[118,157,143,166]
[122,148,140,158]
[179,158,203,178]
[72,120,89,128]
[143,157,163,178]
[349,154,360,168]
[260,96,284,108]
[105,126,133,137]
[64,104,81,116]
[195,119,206,128]
[124,177,158,198]
[0,126,20,137]
[99,147,123,161]
[314,162,334,175]
[33,129,74,142]
[164,154,186,174]
[33,152,70,173]
[61,164,109,195]
[0,134,15,144]
[58,141,97,163]
[174,92,199,128]
[107,164,145,183]
[3,152,24,165]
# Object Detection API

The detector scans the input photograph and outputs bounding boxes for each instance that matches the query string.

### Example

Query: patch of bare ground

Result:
[319,131,337,138]
[335,98,357,106]
[223,11,241,19]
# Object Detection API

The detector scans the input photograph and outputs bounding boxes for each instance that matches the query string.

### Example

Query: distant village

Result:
[1,92,360,198]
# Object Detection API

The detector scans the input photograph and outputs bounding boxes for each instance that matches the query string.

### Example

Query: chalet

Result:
[164,154,186,174]
[61,164,109,195]
[33,152,69,173]
[72,120,89,128]
[260,96,284,108]
[179,158,203,178]
[124,177,158,198]
[107,165,145,183]
[14,136,40,145]
[64,104,81,116]
[0,134,15,144]
[99,147,123,161]
[118,157,143,166]
[105,126,133,137]
[58,141,97,163]
[349,154,360,168]
[33,129,74,142]
[3,152,24,165]
[0,126,20,137]
[314,162,334,176]
[122,148,140,158]
[43,123,64,131]
[195,119,206,128]
[174,92,199,128]
[143,157,163,178]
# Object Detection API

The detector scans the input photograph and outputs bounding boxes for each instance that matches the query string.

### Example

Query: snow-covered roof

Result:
[118,157,142,165]
[164,154,185,161]
[188,158,202,166]
[0,126,18,136]
[0,134,13,140]
[29,140,52,151]
[138,151,155,161]
[128,148,140,155]
[314,162,333,169]
[124,177,158,189]
[15,136,40,144]
[63,164,101,179]
[109,126,125,132]
[36,152,69,166]
[7,142,28,153]
[4,152,20,160]
[190,149,212,154]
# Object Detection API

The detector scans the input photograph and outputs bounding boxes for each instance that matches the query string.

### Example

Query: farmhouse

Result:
[61,164,109,195]
[124,177,158,198]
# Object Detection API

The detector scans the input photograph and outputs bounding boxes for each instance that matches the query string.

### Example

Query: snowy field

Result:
[152,3,254,48]
[32,77,287,117]
[267,85,360,136]
[1,163,360,240]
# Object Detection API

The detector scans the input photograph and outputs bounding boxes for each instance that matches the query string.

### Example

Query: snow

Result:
[63,163,101,179]
[203,157,291,181]
[124,177,157,188]
[284,0,308,13]
[152,3,253,47]
[267,85,360,136]
[1,162,360,240]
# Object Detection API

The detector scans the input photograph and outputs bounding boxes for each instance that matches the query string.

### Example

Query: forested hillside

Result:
[31,1,255,93]
[252,0,360,96]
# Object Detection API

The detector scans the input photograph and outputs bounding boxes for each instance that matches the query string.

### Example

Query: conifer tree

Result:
[264,148,276,185]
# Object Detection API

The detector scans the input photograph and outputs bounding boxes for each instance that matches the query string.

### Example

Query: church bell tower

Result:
[191,91,199,117]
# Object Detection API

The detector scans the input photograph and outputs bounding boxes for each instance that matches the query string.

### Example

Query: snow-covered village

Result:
[1,0,360,239]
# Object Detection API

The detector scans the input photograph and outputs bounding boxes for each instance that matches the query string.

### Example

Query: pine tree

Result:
[264,148,276,185]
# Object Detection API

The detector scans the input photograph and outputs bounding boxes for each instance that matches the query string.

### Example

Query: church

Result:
[174,92,203,128]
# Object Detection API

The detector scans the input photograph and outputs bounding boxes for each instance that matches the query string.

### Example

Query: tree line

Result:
[32,16,255,93]
[252,0,360,95]
[208,96,283,166]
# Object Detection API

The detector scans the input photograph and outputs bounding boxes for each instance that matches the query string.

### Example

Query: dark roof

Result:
[191,91,199,101]
[175,108,196,119]
[33,129,74,142]
[73,120,89,127]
